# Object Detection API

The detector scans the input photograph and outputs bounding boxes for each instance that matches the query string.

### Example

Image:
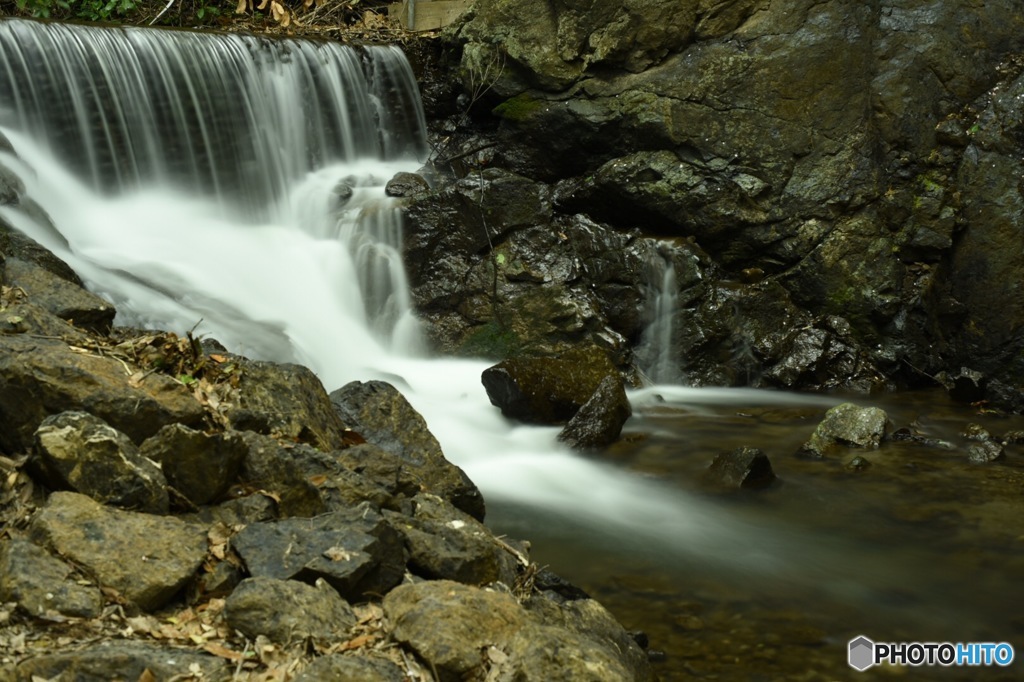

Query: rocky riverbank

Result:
[0,222,653,680]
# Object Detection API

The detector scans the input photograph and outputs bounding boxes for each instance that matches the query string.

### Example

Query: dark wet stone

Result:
[534,567,590,601]
[231,506,405,601]
[481,346,618,424]
[329,379,484,521]
[961,423,992,441]
[941,367,987,404]
[3,258,114,334]
[704,447,776,489]
[967,440,1005,464]
[225,357,349,450]
[385,171,429,197]
[846,455,872,471]
[29,492,206,612]
[0,334,205,456]
[557,375,632,450]
[140,424,246,506]
[384,493,519,587]
[802,403,891,458]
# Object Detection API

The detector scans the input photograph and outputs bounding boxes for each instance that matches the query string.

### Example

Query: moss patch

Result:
[492,93,545,123]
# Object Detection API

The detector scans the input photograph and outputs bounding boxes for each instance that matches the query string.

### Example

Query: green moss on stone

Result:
[492,93,544,123]
[458,321,522,360]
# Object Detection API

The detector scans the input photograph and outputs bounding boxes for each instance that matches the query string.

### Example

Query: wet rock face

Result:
[434,0,1024,392]
[801,403,892,458]
[557,375,632,450]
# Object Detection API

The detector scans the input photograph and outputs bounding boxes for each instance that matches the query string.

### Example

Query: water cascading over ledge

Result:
[0,18,428,355]
[0,18,427,213]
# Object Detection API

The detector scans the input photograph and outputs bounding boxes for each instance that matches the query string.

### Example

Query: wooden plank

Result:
[388,0,471,31]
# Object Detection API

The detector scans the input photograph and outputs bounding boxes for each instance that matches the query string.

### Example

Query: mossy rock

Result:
[480,346,619,424]
[492,93,545,123]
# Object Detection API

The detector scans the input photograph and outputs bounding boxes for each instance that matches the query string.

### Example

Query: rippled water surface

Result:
[487,388,1024,680]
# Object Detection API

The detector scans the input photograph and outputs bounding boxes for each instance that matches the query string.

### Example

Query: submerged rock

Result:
[967,440,1005,464]
[801,403,891,458]
[704,447,776,490]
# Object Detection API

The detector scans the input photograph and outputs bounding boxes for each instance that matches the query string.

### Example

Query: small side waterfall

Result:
[636,243,684,385]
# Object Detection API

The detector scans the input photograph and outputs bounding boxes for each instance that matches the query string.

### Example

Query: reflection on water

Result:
[487,388,1024,681]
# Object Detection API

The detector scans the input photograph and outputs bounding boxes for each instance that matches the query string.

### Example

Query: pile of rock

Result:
[0,224,653,681]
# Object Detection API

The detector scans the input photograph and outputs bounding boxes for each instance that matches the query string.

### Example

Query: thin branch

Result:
[150,0,177,25]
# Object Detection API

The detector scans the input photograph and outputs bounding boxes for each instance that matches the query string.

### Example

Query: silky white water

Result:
[0,19,935,602]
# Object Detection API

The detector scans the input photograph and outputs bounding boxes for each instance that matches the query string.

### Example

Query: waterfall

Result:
[636,243,684,385]
[0,18,425,354]
[0,18,828,576]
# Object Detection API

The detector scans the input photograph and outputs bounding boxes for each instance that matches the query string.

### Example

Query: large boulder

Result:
[140,424,247,506]
[481,346,619,424]
[800,403,891,458]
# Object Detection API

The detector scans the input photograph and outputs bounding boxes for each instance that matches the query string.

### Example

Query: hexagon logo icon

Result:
[848,636,875,671]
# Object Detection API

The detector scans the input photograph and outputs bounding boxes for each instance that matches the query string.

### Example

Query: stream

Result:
[1,18,1022,680]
